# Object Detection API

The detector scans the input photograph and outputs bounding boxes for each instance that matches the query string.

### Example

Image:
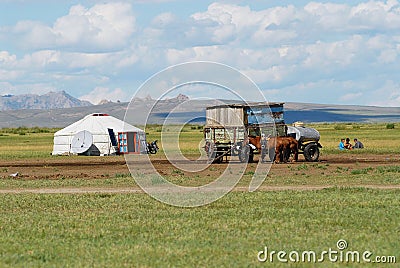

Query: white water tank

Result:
[287,126,320,143]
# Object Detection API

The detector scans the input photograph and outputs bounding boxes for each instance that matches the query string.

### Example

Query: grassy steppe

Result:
[0,123,399,159]
[147,122,400,155]
[313,123,400,154]
[0,133,54,159]
[0,124,399,267]
[0,188,399,267]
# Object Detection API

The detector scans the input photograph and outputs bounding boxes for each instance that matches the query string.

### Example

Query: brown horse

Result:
[281,136,299,162]
[248,136,298,163]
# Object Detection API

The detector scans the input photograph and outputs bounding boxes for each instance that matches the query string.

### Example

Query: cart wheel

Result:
[304,143,320,162]
[214,153,223,163]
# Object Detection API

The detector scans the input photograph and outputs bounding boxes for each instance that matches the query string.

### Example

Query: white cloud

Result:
[378,48,398,63]
[116,52,139,68]
[151,12,177,27]
[0,70,20,81]
[350,0,400,30]
[278,47,289,57]
[2,1,400,107]
[54,3,135,51]
[243,66,291,84]
[0,51,17,65]
[192,3,249,26]
[303,36,364,68]
[80,87,127,104]
[304,2,350,30]
[65,52,110,69]
[191,3,303,46]
[19,50,61,69]
[367,35,393,50]
[8,2,136,52]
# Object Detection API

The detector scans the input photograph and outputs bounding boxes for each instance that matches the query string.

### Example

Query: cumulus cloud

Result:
[2,1,400,106]
[191,3,312,46]
[190,1,400,46]
[8,2,136,52]
[56,3,135,50]
[0,51,17,65]
[19,50,62,69]
[350,0,400,30]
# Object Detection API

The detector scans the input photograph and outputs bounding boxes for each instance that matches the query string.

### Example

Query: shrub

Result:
[386,123,395,129]
[114,173,131,178]
[0,126,56,134]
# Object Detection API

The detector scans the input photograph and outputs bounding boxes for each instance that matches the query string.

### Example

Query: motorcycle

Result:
[147,140,159,154]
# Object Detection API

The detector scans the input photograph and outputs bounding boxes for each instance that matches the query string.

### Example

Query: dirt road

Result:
[0,153,399,194]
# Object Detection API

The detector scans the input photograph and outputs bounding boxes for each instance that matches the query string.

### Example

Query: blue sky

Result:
[0,0,399,106]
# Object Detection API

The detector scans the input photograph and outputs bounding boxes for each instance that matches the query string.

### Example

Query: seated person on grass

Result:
[339,138,345,150]
[344,138,353,150]
[353,138,364,149]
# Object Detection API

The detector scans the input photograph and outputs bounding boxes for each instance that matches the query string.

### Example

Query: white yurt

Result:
[52,113,147,156]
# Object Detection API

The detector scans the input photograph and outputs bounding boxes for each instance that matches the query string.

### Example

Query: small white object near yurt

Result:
[52,113,147,156]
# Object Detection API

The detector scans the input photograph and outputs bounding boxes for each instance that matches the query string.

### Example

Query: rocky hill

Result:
[0,91,92,110]
[0,91,399,128]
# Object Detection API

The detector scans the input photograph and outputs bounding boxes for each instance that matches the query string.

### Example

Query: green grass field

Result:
[0,123,399,159]
[312,123,400,154]
[0,124,399,267]
[0,131,55,159]
[0,189,398,267]
[147,122,400,155]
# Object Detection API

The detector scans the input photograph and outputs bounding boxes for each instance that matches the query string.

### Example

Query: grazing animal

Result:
[248,136,298,163]
[281,136,299,162]
[268,137,289,163]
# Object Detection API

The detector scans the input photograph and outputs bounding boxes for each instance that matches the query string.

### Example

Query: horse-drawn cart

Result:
[204,103,322,163]
[204,102,287,163]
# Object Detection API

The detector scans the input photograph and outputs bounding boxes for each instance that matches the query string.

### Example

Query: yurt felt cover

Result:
[52,113,146,155]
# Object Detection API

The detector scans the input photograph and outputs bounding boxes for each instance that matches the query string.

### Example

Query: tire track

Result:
[0,184,399,194]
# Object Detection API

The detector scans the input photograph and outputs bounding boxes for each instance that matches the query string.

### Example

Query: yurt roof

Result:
[55,113,144,136]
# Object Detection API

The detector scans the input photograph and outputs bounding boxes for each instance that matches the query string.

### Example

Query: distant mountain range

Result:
[0,91,399,128]
[0,91,92,110]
